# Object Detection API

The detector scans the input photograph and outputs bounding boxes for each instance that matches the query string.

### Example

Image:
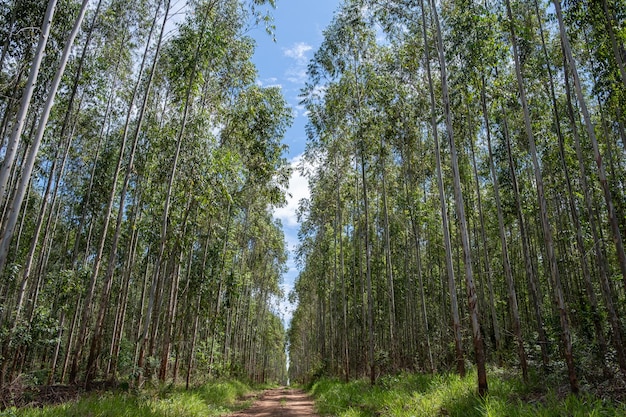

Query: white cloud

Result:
[274,154,310,228]
[283,42,312,63]
[256,77,282,89]
[282,42,313,85]
[286,67,308,84]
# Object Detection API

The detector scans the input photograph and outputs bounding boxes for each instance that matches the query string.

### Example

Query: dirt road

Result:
[233,388,319,417]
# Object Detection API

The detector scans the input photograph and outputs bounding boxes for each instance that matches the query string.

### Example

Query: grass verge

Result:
[309,368,626,416]
[1,379,254,417]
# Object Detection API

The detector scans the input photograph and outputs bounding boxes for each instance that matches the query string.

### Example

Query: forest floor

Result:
[232,388,319,417]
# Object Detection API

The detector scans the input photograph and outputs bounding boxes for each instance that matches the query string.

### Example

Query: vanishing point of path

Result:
[233,388,320,417]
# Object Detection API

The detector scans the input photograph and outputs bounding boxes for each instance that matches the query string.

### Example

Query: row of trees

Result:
[0,0,290,388]
[288,0,626,395]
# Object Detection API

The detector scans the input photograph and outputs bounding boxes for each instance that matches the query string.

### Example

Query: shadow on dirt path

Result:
[233,388,319,417]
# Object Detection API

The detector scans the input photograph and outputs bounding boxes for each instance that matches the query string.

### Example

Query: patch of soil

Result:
[233,388,319,417]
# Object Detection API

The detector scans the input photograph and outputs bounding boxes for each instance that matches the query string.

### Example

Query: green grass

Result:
[1,379,255,417]
[309,368,626,417]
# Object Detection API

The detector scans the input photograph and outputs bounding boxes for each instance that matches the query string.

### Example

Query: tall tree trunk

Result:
[405,170,435,373]
[431,0,487,395]
[553,0,626,293]
[159,195,192,381]
[359,145,375,385]
[468,112,501,361]
[380,140,397,369]
[138,0,208,380]
[1,0,89,320]
[335,156,349,381]
[506,0,578,393]
[70,31,135,385]
[563,61,626,376]
[14,0,101,338]
[533,0,608,363]
[481,76,528,382]
[419,0,465,378]
[186,292,202,389]
[0,0,57,216]
[85,0,167,384]
[500,100,550,368]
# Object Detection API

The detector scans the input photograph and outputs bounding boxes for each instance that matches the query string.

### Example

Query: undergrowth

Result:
[0,379,254,417]
[309,368,626,416]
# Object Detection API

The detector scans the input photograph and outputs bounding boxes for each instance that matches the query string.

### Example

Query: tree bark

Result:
[563,60,626,377]
[431,0,487,395]
[506,0,578,393]
[481,76,528,382]
[85,0,167,384]
[419,0,465,378]
[553,0,626,295]
[0,0,57,215]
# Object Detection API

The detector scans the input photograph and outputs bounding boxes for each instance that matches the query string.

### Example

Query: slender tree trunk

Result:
[469,115,501,361]
[186,292,202,389]
[431,0,487,395]
[380,140,397,369]
[1,0,89,324]
[500,103,550,368]
[159,196,192,381]
[0,0,57,215]
[335,156,349,381]
[406,177,435,373]
[14,0,100,339]
[481,76,528,382]
[419,0,464,378]
[553,0,626,292]
[359,146,375,385]
[563,62,626,376]
[139,0,207,380]
[533,0,608,362]
[506,0,578,393]
[85,0,167,384]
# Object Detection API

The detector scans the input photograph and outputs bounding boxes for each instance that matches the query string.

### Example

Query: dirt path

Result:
[233,388,319,417]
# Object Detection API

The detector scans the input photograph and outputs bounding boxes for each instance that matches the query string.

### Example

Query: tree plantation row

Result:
[288,0,626,396]
[0,0,291,390]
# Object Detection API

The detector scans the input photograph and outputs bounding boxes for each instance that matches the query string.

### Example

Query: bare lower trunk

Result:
[563,62,626,376]
[419,0,464,378]
[481,76,528,382]
[0,0,57,213]
[506,0,578,393]
[553,0,626,294]
[431,0,487,395]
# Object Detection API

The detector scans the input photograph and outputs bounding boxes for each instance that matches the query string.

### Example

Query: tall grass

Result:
[1,380,254,417]
[310,368,626,417]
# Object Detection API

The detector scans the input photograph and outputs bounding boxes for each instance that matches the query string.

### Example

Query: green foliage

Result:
[7,380,254,417]
[309,370,626,417]
[0,0,290,392]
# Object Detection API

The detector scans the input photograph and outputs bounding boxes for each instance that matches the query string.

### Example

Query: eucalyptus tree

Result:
[562,61,626,378]
[68,0,159,384]
[0,0,95,386]
[302,2,385,384]
[135,0,232,380]
[0,0,56,214]
[413,0,466,378]
[552,0,626,294]
[124,0,290,384]
[503,0,578,393]
[421,0,488,394]
[1,0,89,324]
[85,0,169,385]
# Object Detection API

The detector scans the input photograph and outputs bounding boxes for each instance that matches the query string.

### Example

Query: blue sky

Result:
[251,0,341,325]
